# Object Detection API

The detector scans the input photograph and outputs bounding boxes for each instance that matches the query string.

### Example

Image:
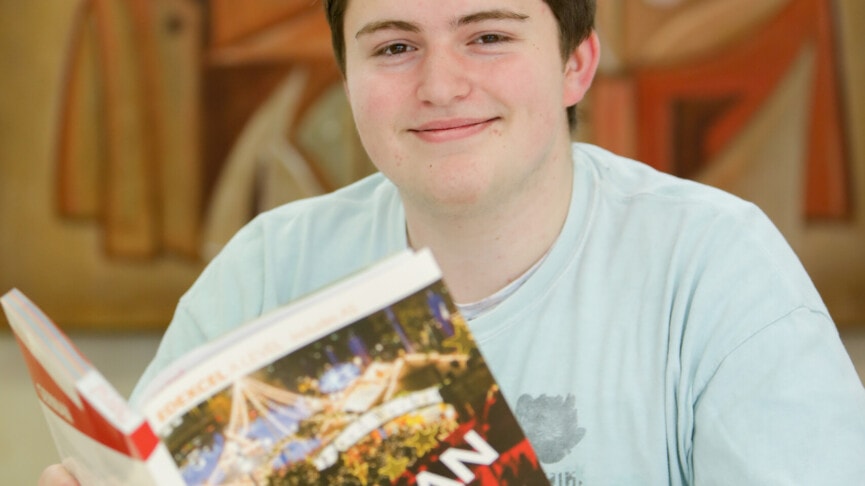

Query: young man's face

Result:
[342,0,594,215]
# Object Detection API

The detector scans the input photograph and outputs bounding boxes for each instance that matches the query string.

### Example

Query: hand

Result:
[38,464,79,486]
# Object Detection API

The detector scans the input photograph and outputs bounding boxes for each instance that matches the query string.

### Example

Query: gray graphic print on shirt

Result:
[515,394,586,464]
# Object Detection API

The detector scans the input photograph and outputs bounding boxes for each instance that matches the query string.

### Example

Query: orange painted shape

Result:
[634,0,851,220]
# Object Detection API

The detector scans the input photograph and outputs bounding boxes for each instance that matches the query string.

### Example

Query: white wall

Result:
[2,329,864,483]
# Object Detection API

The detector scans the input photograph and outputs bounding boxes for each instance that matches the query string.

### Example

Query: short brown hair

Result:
[322,0,596,129]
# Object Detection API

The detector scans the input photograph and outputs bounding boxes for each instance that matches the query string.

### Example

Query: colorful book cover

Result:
[150,255,548,485]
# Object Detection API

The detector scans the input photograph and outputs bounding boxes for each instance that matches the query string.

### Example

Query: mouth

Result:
[408,117,499,142]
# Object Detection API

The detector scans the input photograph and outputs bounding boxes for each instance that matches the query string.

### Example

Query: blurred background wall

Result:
[1,0,862,330]
[1,0,864,482]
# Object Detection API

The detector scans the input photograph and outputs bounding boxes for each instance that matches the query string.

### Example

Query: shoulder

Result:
[252,171,398,235]
[572,142,830,349]
[180,172,403,336]
[573,143,798,269]
[574,143,749,216]
[222,172,399,263]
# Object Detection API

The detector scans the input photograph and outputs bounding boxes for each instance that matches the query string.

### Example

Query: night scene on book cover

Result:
[158,282,546,485]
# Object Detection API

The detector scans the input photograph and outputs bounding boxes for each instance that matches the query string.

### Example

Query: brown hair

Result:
[322,0,596,129]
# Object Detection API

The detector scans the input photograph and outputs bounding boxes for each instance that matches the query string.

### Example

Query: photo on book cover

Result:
[159,281,546,485]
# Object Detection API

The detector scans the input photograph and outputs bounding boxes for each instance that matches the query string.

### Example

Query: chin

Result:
[418,184,495,215]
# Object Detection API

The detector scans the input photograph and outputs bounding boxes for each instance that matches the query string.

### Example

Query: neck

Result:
[404,143,574,304]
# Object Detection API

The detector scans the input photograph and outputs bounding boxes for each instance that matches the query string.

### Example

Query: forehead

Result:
[343,0,554,31]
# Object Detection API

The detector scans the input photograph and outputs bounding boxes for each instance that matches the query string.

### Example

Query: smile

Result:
[409,118,499,143]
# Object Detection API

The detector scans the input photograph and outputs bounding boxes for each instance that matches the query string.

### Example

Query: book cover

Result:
[4,249,548,485]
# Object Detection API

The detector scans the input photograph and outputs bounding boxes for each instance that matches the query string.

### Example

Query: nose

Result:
[416,46,471,106]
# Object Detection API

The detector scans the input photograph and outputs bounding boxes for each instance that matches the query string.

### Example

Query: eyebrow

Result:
[355,20,420,39]
[355,9,529,39]
[457,9,529,26]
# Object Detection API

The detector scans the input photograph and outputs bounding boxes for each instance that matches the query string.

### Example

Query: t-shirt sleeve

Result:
[691,307,865,484]
[128,217,269,406]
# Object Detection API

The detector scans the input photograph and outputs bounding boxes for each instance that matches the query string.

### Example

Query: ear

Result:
[563,31,600,107]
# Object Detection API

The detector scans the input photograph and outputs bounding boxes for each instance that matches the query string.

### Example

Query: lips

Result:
[408,117,499,142]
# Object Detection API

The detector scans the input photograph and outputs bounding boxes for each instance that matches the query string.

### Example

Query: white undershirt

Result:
[455,249,550,321]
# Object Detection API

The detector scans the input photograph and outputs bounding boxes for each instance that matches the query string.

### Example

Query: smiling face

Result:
[343,0,597,216]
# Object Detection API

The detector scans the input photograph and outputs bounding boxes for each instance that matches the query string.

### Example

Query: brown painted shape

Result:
[56,2,104,220]
[55,0,203,258]
[672,96,740,179]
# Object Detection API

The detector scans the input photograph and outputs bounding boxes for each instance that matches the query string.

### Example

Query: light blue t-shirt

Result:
[134,143,865,484]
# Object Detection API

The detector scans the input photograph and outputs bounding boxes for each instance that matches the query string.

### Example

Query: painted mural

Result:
[0,0,862,328]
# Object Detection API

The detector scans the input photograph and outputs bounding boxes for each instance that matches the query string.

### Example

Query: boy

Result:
[42,0,865,484]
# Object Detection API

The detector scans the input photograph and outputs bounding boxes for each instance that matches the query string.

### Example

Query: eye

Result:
[374,43,415,57]
[473,33,510,45]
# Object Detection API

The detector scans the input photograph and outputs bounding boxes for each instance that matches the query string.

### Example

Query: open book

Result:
[2,249,548,485]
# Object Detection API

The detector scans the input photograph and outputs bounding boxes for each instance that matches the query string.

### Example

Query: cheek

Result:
[348,89,387,142]
[493,58,562,108]
[350,73,403,113]
[349,83,405,147]
[502,75,562,131]
[349,95,379,129]
[347,79,410,166]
